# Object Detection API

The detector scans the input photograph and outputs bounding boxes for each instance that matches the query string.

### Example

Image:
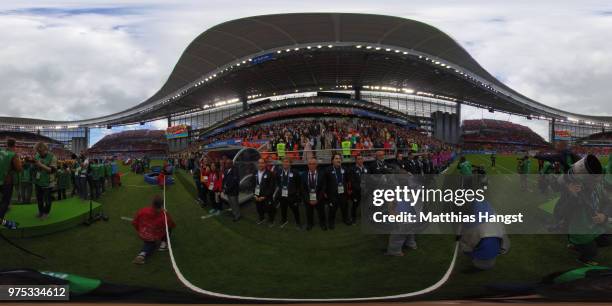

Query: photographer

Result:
[32,142,57,219]
[132,195,175,265]
[554,155,611,266]
[457,156,473,188]
[0,139,23,229]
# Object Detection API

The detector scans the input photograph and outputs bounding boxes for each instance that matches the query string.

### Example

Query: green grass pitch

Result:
[1,155,610,300]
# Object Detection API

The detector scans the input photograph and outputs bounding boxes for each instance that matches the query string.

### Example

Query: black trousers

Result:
[351,191,361,223]
[36,185,53,216]
[201,188,209,205]
[306,201,326,229]
[328,196,349,227]
[255,199,275,223]
[208,190,223,210]
[574,234,612,262]
[57,188,67,200]
[279,197,301,225]
[0,183,14,220]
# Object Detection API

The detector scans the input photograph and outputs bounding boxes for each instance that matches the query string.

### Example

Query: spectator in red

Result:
[132,195,175,264]
[157,170,168,188]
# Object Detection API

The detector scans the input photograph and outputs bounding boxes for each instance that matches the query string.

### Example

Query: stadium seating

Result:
[88,130,168,158]
[199,117,449,159]
[0,131,72,160]
[462,119,549,152]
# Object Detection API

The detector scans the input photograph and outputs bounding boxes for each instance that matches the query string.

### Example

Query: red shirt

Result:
[206,171,222,191]
[132,206,176,241]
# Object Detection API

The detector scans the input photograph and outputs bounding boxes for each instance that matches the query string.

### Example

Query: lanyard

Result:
[308,171,317,189]
[333,167,343,184]
[282,170,290,186]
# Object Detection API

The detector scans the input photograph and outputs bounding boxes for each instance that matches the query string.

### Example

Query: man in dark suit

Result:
[349,154,368,225]
[302,158,327,231]
[325,153,350,229]
[396,152,409,172]
[370,150,391,174]
[222,159,241,222]
[253,158,276,226]
[276,157,301,229]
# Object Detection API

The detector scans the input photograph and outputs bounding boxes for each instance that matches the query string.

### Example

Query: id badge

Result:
[36,172,41,180]
[338,184,344,194]
[208,183,214,191]
[282,187,288,197]
[254,186,260,196]
[309,190,317,201]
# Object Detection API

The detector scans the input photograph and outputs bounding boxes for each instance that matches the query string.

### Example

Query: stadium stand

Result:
[88,130,168,159]
[0,131,72,159]
[197,117,451,162]
[461,119,550,153]
[574,131,612,155]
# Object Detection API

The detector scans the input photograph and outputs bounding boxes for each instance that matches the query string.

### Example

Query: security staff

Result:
[302,158,327,231]
[253,158,275,226]
[349,154,367,224]
[341,138,352,159]
[325,153,350,229]
[276,141,286,160]
[276,157,301,228]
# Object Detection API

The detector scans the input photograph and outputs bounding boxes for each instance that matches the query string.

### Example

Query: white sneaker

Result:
[159,241,168,251]
[256,219,266,225]
[280,221,288,228]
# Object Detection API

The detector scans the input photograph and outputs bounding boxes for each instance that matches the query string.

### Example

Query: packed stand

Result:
[462,119,549,149]
[88,130,168,158]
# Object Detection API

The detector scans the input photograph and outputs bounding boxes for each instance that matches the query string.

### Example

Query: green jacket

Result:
[34,153,57,188]
[458,160,473,176]
[0,149,15,185]
[57,169,71,189]
[90,164,101,180]
[541,161,554,175]
[21,164,33,183]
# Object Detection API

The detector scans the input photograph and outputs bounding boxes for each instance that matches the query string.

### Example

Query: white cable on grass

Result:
[163,179,459,301]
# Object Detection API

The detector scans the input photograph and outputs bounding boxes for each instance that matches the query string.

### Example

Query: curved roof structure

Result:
[4,13,612,127]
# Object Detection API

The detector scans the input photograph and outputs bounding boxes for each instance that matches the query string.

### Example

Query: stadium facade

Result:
[2,13,611,151]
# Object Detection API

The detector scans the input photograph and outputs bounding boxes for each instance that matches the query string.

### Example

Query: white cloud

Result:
[0,0,611,143]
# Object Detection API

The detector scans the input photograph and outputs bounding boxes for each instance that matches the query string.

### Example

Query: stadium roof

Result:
[4,13,612,127]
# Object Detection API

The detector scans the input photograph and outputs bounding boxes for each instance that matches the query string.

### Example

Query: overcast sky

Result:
[1,0,611,145]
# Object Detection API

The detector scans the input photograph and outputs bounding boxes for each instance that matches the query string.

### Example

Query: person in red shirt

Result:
[132,195,176,264]
[206,161,223,215]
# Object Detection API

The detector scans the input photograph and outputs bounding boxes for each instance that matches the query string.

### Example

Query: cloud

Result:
[1,6,143,17]
[0,0,611,144]
[0,7,161,121]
